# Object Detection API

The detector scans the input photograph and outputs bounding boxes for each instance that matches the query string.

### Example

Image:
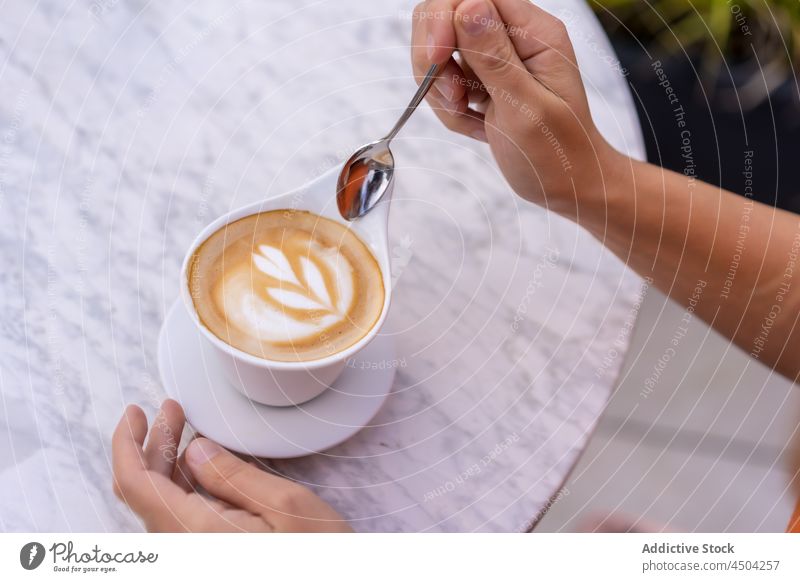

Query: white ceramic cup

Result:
[179,167,392,407]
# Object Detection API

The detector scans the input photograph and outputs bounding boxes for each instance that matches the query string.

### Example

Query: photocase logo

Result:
[20,542,46,570]
[16,540,158,574]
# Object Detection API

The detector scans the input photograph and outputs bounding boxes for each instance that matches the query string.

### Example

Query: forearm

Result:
[582,154,800,380]
[411,0,800,378]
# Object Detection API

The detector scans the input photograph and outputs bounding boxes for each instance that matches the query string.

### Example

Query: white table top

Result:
[0,0,644,532]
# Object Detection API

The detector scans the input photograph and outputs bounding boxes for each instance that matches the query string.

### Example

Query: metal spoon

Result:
[337,63,440,221]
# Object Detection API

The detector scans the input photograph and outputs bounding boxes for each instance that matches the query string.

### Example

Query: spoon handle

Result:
[383,63,440,143]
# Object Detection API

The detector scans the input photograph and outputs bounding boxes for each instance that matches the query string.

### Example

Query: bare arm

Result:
[412,0,800,380]
[588,155,800,380]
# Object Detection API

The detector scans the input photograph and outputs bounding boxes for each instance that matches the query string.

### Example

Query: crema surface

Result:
[189,210,384,362]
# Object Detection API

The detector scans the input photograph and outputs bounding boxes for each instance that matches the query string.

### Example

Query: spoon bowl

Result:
[337,64,439,221]
[336,140,394,221]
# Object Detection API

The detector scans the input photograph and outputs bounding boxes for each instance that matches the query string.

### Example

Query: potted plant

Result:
[590,0,800,212]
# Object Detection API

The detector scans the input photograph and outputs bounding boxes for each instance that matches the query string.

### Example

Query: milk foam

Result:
[221,239,355,344]
[190,210,385,362]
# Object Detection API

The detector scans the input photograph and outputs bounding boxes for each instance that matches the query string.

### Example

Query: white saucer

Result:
[157,301,395,458]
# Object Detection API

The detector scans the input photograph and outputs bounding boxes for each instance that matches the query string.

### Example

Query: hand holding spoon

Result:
[336,64,440,221]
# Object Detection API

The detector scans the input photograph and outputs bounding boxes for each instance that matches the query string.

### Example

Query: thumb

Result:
[453,0,532,106]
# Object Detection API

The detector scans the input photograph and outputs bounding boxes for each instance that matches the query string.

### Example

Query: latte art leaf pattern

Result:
[252,243,352,320]
[191,210,384,361]
[253,244,301,286]
[298,255,335,311]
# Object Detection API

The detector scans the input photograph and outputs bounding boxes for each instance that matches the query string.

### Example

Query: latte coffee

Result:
[189,210,385,362]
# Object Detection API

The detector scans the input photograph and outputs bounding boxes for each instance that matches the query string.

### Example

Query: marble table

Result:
[0,0,645,532]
